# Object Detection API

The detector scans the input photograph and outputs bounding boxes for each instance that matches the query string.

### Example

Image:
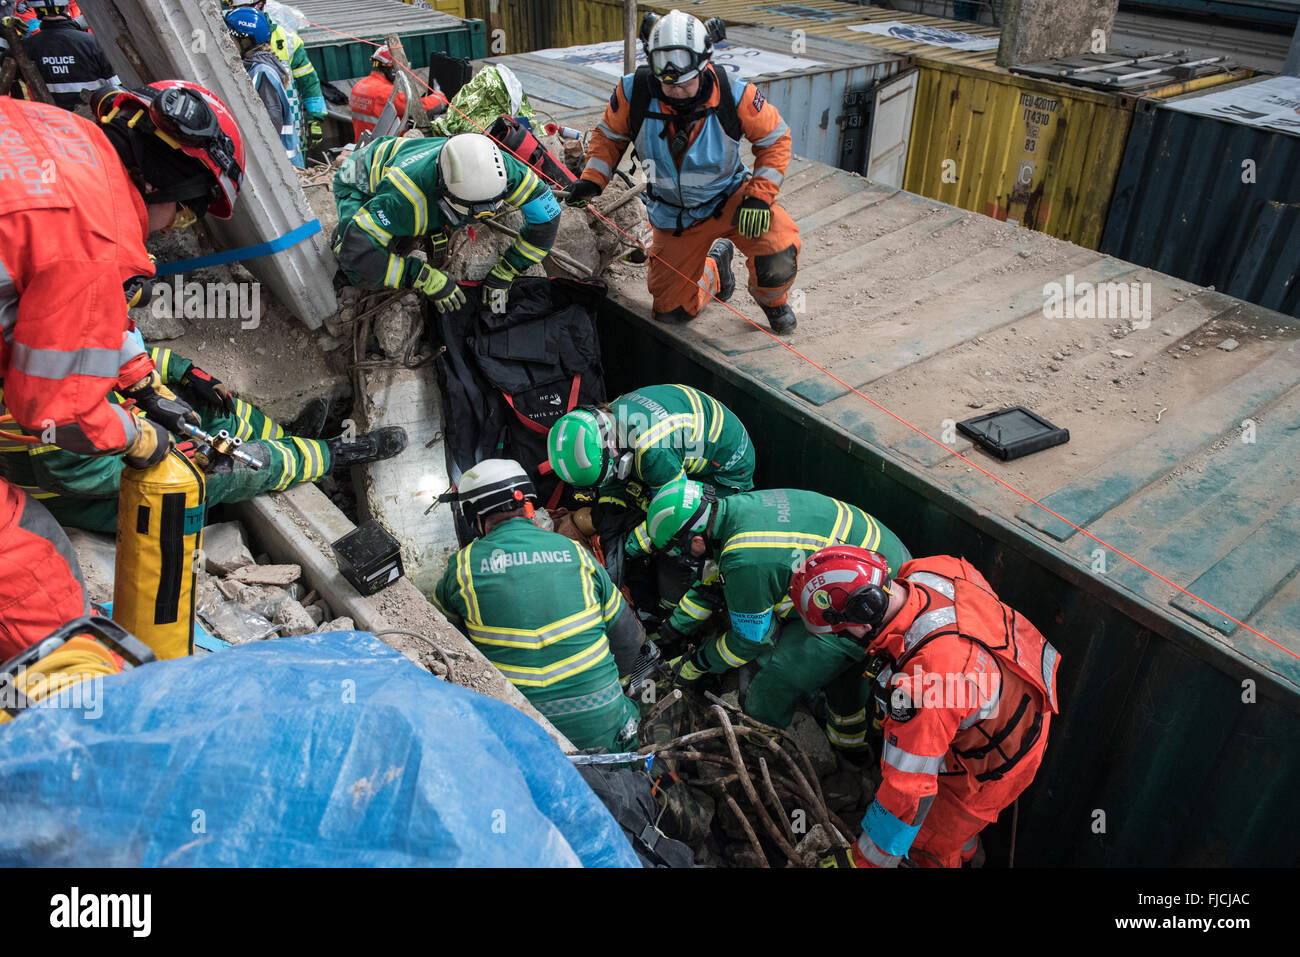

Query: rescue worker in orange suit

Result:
[349,44,448,142]
[0,81,244,659]
[788,547,1062,868]
[566,10,801,335]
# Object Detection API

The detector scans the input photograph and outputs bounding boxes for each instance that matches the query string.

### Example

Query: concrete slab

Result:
[353,365,461,596]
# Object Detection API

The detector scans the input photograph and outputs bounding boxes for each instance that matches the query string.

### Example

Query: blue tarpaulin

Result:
[0,631,639,867]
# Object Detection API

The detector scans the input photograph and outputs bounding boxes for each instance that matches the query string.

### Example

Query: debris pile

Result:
[637,688,879,868]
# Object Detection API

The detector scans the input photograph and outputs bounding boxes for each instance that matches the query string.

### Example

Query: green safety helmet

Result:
[645,475,717,550]
[547,408,631,488]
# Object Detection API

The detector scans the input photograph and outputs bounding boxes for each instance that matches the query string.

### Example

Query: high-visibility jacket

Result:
[581,63,792,233]
[348,69,448,141]
[680,489,909,672]
[19,17,118,111]
[433,516,644,751]
[269,22,326,124]
[855,556,1061,868]
[0,97,151,458]
[602,384,755,551]
[333,136,560,290]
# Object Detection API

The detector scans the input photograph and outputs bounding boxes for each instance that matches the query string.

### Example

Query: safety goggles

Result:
[148,88,242,184]
[438,195,503,225]
[650,47,706,84]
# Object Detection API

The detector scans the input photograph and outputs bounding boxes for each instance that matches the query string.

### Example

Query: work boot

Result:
[708,238,736,302]
[285,398,330,439]
[653,306,694,324]
[326,426,408,470]
[761,302,797,335]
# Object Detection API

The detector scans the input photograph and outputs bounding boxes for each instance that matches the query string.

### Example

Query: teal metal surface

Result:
[1101,84,1300,318]
[294,0,486,82]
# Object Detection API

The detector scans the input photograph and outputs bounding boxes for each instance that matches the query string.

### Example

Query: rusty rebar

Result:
[711,706,803,867]
[759,757,797,845]
[721,793,769,869]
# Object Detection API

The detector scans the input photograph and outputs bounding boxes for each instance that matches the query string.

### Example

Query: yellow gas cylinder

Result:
[113,448,206,659]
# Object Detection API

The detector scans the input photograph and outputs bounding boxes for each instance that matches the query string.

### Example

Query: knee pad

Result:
[754,244,798,287]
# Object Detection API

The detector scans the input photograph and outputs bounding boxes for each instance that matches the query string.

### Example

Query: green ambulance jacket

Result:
[681,489,910,673]
[333,136,561,290]
[433,517,644,702]
[599,385,755,554]
[0,346,200,500]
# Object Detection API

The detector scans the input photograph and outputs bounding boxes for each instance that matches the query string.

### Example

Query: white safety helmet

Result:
[457,458,537,531]
[437,133,510,222]
[643,9,721,85]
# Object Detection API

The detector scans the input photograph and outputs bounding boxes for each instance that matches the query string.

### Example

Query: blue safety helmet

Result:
[224,6,271,46]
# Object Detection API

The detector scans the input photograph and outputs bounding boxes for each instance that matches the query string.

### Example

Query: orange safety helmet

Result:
[94,80,245,219]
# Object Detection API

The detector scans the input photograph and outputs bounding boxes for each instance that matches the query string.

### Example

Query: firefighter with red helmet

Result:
[348,44,448,142]
[0,80,245,658]
[789,547,1062,868]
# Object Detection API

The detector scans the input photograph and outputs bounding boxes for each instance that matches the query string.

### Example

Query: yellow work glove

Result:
[411,263,467,314]
[734,196,772,239]
[123,419,174,470]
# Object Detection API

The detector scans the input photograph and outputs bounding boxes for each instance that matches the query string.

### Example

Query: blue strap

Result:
[152,219,322,277]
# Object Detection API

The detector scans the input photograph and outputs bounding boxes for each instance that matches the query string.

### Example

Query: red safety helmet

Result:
[789,546,893,636]
[371,45,395,69]
[94,80,245,219]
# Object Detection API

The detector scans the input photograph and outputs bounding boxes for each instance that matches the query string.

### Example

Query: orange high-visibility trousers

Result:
[0,478,89,661]
[647,186,800,318]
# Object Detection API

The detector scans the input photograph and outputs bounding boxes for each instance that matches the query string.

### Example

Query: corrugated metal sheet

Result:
[565,1,1249,248]
[464,0,627,55]
[1102,79,1300,318]
[491,26,913,170]
[292,0,486,81]
[1113,9,1296,74]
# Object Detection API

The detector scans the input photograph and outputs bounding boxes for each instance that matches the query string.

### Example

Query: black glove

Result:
[183,365,236,414]
[734,196,772,239]
[123,371,200,434]
[565,179,601,208]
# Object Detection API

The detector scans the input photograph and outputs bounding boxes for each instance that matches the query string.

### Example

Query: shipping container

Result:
[524,85,1300,863]
[1121,0,1300,29]
[561,1,1249,248]
[490,27,916,179]
[1102,75,1300,318]
[292,0,487,82]
[463,0,628,55]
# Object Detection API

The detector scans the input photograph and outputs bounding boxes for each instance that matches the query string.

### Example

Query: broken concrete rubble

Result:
[202,522,255,575]
[231,564,303,586]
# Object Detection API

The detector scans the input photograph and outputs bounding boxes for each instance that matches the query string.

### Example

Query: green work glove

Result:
[734,196,772,239]
[565,179,601,208]
[482,259,518,315]
[411,263,466,313]
[306,118,325,149]
[818,847,859,869]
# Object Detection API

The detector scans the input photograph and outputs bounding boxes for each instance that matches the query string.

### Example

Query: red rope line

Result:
[288,19,1291,660]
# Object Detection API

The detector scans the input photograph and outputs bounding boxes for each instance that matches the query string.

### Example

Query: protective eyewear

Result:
[650,47,702,84]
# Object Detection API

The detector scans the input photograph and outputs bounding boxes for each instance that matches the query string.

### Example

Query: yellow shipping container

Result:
[567,0,1246,249]
[463,0,626,53]
[399,0,468,19]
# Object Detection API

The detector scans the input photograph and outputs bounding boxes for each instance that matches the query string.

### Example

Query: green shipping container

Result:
[292,0,487,82]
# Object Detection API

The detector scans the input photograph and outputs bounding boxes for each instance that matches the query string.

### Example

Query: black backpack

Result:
[576,764,695,868]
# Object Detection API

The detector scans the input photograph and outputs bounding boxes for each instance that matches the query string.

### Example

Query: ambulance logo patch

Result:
[752,88,766,111]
